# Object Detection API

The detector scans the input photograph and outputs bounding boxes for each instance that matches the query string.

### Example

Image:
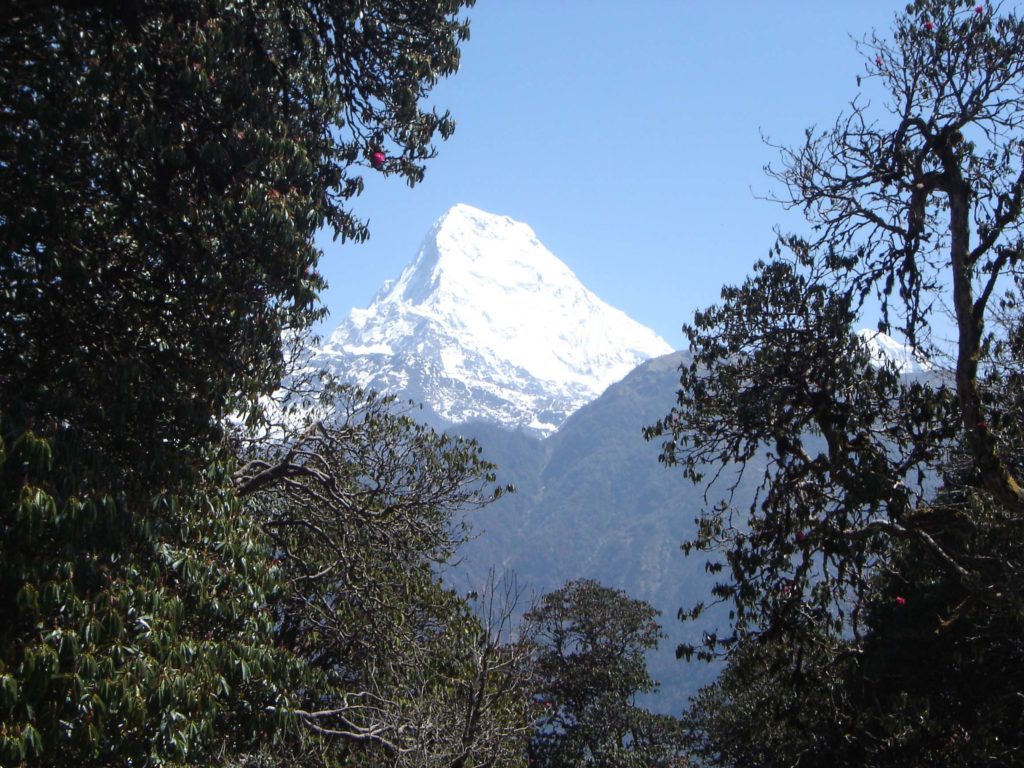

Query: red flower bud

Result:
[976,5,985,13]
[875,56,883,67]
[795,530,806,543]
[977,420,989,430]
[895,596,906,606]
[923,20,934,31]
[370,151,387,169]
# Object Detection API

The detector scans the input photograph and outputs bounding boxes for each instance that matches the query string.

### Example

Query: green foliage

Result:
[683,493,1024,767]
[651,256,961,654]
[236,385,531,767]
[0,0,472,488]
[1,1,477,764]
[646,0,1024,764]
[0,414,307,766]
[524,580,685,767]
[682,625,853,768]
[847,492,1024,765]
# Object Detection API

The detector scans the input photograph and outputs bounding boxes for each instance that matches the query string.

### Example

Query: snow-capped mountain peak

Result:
[856,328,932,374]
[317,204,673,435]
[383,203,575,305]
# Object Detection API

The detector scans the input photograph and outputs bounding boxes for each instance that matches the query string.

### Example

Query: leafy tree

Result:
[681,622,853,768]
[235,385,532,767]
[524,579,685,768]
[0,424,308,766]
[646,0,1024,763]
[1,1,474,764]
[1,0,471,487]
[682,486,1024,767]
[649,0,1024,652]
[846,489,1024,765]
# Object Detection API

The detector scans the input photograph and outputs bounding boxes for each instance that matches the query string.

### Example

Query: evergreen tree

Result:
[0,1,474,764]
[646,0,1024,763]
[524,580,685,768]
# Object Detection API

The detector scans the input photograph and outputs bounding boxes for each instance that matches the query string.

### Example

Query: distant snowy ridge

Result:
[315,204,673,435]
[856,328,932,374]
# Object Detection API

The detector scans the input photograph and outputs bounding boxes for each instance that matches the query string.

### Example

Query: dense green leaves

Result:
[524,580,685,768]
[683,493,1024,767]
[0,0,472,489]
[0,416,306,766]
[1,1,477,764]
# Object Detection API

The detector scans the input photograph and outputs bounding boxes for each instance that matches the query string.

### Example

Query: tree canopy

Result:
[648,0,1024,763]
[524,579,685,768]
[1,0,471,488]
[1,2,488,765]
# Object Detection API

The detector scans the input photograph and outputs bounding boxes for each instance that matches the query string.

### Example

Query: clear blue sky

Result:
[315,0,905,350]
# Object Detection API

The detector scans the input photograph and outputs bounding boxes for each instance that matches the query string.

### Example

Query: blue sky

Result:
[315,0,905,349]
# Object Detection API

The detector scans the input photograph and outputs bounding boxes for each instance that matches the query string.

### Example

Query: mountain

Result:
[448,352,731,715]
[314,203,673,435]
[312,204,937,714]
[857,328,933,373]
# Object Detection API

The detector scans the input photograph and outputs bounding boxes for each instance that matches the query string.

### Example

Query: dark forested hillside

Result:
[451,353,747,714]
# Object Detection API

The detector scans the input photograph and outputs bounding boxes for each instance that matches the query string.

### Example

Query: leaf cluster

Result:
[0,0,472,489]
[524,579,686,768]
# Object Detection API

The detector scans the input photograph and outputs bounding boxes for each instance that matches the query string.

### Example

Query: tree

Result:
[235,385,532,767]
[646,0,1024,763]
[1,2,474,764]
[524,580,685,768]
[682,485,1024,767]
[681,622,853,768]
[1,0,472,488]
[0,428,308,766]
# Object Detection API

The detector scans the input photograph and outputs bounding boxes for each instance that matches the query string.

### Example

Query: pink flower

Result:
[923,20,934,31]
[370,151,387,169]
[895,596,907,606]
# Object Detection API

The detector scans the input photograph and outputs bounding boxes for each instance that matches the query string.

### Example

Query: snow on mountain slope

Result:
[315,204,673,435]
[856,328,932,374]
